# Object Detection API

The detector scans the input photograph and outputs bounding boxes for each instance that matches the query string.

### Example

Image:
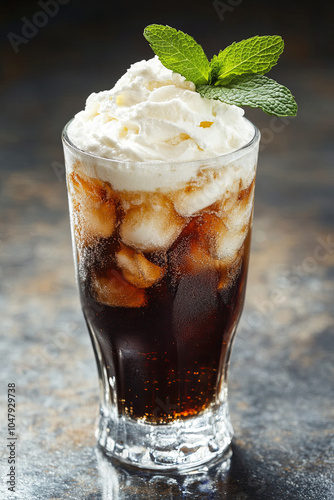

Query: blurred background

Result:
[0,1,333,498]
[1,0,333,170]
[1,0,333,177]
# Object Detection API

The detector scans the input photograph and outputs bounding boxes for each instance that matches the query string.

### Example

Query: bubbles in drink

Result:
[66,161,256,422]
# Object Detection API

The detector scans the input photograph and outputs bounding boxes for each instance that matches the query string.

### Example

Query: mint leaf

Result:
[197,75,298,116]
[208,54,222,84]
[143,24,210,85]
[213,36,284,85]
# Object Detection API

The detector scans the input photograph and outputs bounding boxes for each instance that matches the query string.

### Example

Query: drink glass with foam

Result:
[62,56,260,471]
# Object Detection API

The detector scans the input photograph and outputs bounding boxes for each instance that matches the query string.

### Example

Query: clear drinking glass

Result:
[62,119,260,471]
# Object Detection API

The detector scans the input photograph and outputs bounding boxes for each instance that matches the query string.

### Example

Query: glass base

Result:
[96,402,233,471]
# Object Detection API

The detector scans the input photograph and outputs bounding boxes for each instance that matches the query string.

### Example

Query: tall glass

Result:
[62,120,260,471]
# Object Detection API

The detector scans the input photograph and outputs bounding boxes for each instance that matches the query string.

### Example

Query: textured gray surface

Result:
[1,11,334,498]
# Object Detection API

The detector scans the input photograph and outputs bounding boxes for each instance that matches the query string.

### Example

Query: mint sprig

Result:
[210,35,284,85]
[143,24,297,117]
[143,24,210,85]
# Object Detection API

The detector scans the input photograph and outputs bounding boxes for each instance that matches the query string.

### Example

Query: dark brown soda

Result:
[80,226,251,424]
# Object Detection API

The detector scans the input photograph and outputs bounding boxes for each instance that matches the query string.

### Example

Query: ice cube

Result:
[168,213,244,292]
[224,183,254,233]
[116,244,165,288]
[170,237,215,277]
[172,168,234,217]
[69,171,111,203]
[69,173,117,245]
[120,192,147,211]
[217,188,239,214]
[199,182,254,262]
[120,193,185,252]
[195,211,246,262]
[91,268,146,308]
[77,199,116,243]
[215,227,248,261]
[216,250,243,290]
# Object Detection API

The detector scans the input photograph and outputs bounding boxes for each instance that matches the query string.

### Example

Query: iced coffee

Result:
[63,56,259,468]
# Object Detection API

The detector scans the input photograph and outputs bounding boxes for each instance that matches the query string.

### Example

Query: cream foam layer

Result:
[65,57,258,197]
[67,56,254,162]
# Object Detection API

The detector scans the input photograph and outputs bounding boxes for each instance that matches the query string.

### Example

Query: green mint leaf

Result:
[208,53,222,84]
[197,75,298,116]
[143,24,210,85]
[211,35,284,85]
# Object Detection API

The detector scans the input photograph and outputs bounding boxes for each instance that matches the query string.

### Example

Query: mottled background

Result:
[0,0,333,499]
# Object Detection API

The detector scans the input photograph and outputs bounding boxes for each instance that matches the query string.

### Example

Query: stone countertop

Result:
[0,14,334,499]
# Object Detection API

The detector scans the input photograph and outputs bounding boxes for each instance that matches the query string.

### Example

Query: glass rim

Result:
[62,117,260,168]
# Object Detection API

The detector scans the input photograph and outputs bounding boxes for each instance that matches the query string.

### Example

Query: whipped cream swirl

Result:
[67,56,254,162]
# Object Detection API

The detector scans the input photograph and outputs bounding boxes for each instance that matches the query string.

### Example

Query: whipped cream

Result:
[67,56,254,162]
